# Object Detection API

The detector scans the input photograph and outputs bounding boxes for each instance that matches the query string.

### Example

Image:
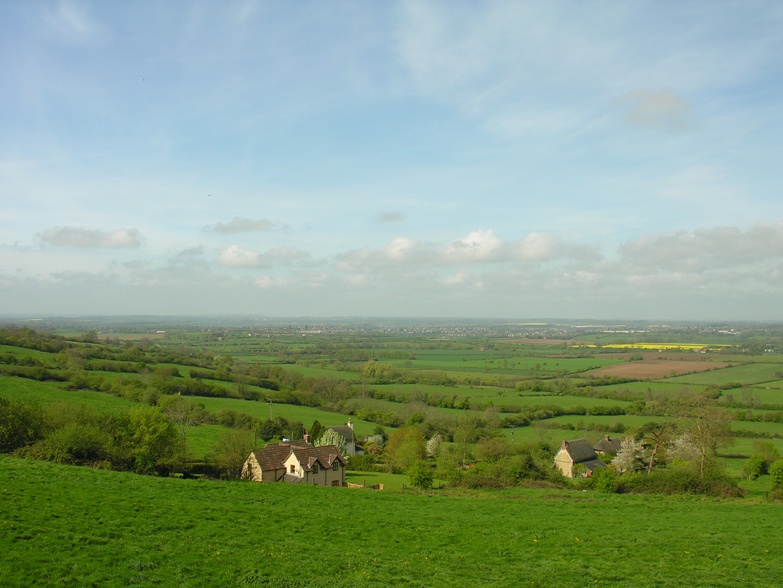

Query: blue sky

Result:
[1,1,782,320]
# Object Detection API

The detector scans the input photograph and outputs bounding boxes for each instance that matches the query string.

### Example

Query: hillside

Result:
[2,455,782,587]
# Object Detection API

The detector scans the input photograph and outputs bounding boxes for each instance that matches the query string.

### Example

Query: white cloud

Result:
[619,222,783,271]
[443,229,502,262]
[41,227,142,248]
[217,245,264,268]
[217,245,310,268]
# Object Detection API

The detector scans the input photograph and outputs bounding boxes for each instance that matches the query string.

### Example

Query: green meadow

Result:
[2,456,782,588]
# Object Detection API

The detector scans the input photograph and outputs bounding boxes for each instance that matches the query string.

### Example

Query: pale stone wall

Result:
[554,449,575,478]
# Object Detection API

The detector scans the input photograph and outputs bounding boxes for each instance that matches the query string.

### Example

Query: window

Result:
[332,461,339,471]
[290,464,296,474]
[312,464,319,474]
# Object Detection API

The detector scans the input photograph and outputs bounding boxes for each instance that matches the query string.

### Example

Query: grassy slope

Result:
[2,456,782,587]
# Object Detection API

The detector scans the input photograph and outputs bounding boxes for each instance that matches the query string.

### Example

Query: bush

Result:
[769,459,783,489]
[407,460,434,490]
[0,396,47,452]
[742,453,766,480]
[591,467,619,493]
[617,470,744,498]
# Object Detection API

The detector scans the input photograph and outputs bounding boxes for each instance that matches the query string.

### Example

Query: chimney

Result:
[304,431,310,444]
[604,435,610,441]
[347,419,353,430]
[561,439,568,450]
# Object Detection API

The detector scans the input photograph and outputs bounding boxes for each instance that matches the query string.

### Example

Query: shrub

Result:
[769,459,783,489]
[742,453,766,480]
[617,470,744,498]
[407,460,434,490]
[591,467,619,493]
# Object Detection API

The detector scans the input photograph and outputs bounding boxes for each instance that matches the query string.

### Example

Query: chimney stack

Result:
[304,431,310,444]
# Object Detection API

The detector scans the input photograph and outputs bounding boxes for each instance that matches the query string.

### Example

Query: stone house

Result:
[325,419,358,455]
[593,435,623,456]
[242,441,347,487]
[554,438,607,478]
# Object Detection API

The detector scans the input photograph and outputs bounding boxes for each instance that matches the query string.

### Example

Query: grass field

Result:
[2,456,782,587]
[666,363,783,386]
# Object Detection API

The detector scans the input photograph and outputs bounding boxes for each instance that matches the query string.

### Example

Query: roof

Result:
[249,441,310,472]
[248,441,346,473]
[561,439,598,464]
[327,425,355,442]
[593,436,623,455]
[291,444,346,472]
[581,459,607,472]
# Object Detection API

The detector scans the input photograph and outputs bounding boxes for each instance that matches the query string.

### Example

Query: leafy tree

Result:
[435,445,463,484]
[127,406,177,475]
[385,426,426,473]
[211,429,254,479]
[743,453,767,481]
[475,437,513,463]
[315,428,347,455]
[408,460,434,490]
[258,419,277,442]
[309,420,323,444]
[636,421,675,474]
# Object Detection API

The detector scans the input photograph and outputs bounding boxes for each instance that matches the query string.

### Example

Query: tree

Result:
[315,428,347,455]
[613,437,645,474]
[689,407,733,478]
[426,433,443,458]
[408,460,434,490]
[636,422,675,474]
[309,420,323,444]
[127,406,177,475]
[212,429,254,479]
[385,426,426,473]
[159,396,206,465]
[770,459,783,489]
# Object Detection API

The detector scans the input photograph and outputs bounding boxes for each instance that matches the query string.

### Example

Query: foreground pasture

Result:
[2,456,782,587]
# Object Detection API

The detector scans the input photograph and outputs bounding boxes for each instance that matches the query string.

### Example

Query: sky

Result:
[1,1,782,321]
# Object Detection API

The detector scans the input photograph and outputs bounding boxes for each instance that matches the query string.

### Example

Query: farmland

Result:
[2,317,783,585]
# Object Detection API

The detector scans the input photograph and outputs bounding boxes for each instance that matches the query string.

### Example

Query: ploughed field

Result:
[583,359,734,380]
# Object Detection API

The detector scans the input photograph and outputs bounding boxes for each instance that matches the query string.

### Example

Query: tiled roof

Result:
[292,444,346,472]
[249,441,346,473]
[250,441,309,472]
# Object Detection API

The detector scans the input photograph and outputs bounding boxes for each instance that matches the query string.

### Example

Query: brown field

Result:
[583,359,733,380]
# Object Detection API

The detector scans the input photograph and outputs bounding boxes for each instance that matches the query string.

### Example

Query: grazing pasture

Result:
[2,456,782,588]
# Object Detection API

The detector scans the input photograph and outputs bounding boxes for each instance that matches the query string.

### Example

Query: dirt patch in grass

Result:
[583,360,733,380]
